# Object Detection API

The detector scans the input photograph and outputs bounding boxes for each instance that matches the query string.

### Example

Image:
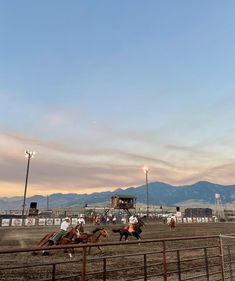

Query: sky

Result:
[1,1,235,197]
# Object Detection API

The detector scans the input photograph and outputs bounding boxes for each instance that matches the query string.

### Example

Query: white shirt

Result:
[60,220,70,231]
[77,217,85,225]
[129,216,138,224]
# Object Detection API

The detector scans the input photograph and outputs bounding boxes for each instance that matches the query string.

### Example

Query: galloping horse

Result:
[168,217,176,231]
[36,226,80,257]
[112,220,144,241]
[74,227,108,254]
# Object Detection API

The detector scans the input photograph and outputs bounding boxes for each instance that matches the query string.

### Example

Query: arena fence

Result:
[220,234,235,281]
[0,235,233,281]
[0,216,216,227]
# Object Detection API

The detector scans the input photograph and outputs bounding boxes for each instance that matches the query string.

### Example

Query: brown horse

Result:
[168,217,176,231]
[74,227,108,254]
[112,220,144,241]
[36,226,80,257]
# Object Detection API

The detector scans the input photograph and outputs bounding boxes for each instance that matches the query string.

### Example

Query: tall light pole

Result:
[143,167,149,218]
[22,151,35,223]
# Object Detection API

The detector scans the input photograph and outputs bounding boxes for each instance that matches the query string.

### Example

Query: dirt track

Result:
[2,221,235,248]
[0,222,235,280]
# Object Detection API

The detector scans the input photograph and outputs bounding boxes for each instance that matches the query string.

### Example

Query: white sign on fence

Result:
[46,218,53,225]
[1,219,10,226]
[25,218,35,226]
[54,218,61,225]
[38,218,46,226]
[11,218,22,226]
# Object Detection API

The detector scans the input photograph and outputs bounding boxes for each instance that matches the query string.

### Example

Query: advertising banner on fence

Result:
[11,218,22,226]
[46,218,53,225]
[25,218,35,226]
[54,218,61,225]
[1,219,10,226]
[38,218,46,226]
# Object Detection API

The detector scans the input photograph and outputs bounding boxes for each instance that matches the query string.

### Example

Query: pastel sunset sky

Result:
[1,1,235,197]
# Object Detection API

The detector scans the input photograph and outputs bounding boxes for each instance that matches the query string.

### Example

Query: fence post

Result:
[81,246,87,281]
[227,245,234,281]
[219,235,225,281]
[144,253,147,281]
[52,263,56,281]
[204,248,209,281]
[103,257,106,281]
[176,250,181,281]
[162,240,167,281]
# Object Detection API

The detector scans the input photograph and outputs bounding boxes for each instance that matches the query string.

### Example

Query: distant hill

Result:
[0,181,235,210]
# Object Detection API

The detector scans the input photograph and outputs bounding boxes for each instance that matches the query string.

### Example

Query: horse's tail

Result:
[38,234,49,245]
[112,229,121,233]
[38,232,55,247]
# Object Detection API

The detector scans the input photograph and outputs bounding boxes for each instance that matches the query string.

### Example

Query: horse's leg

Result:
[133,232,141,240]
[41,241,52,256]
[97,245,103,254]
[59,238,74,258]
[124,233,129,241]
[41,233,56,256]
[32,233,53,255]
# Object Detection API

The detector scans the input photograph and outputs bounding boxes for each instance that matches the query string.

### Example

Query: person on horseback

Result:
[127,214,138,233]
[49,217,71,245]
[76,214,85,233]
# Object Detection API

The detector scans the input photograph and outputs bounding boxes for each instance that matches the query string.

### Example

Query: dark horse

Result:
[112,220,144,241]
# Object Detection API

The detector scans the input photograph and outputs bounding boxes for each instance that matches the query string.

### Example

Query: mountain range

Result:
[0,181,235,210]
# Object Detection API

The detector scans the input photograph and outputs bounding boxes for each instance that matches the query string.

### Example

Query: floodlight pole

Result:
[144,167,150,218]
[22,151,35,224]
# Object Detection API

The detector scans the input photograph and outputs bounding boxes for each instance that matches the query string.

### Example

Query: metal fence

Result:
[0,235,232,281]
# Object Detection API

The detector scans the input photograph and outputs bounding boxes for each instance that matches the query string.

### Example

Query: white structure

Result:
[215,193,225,220]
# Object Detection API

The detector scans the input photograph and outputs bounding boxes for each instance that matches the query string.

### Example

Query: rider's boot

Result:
[48,240,54,246]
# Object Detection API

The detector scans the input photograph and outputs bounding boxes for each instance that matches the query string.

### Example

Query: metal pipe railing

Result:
[0,234,225,281]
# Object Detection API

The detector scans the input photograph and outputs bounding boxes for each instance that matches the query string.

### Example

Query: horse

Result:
[75,223,85,234]
[112,220,144,241]
[35,226,80,257]
[168,217,176,231]
[74,227,109,254]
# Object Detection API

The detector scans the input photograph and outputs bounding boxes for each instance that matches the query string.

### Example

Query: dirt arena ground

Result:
[0,221,235,280]
[2,221,235,248]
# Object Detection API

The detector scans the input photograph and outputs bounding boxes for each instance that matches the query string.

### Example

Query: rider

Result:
[128,214,138,233]
[49,217,71,245]
[76,214,85,233]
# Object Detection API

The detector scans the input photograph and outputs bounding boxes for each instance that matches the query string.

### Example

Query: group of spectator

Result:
[93,215,119,225]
